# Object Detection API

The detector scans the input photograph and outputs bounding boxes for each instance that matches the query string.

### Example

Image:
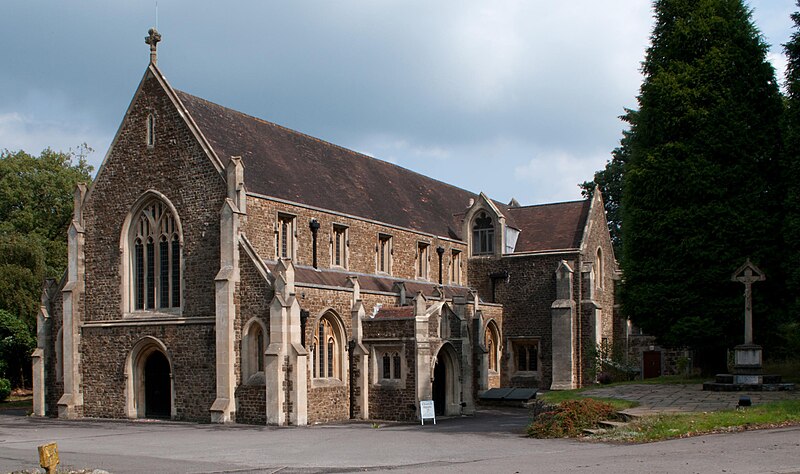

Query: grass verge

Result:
[537,389,638,411]
[592,399,800,443]
[0,392,33,411]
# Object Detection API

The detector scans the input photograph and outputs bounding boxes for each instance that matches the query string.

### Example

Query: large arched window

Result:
[472,212,494,256]
[485,321,500,372]
[125,196,182,312]
[313,312,344,380]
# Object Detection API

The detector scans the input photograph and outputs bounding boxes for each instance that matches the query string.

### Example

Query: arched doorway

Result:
[144,351,171,418]
[126,337,173,419]
[432,354,447,415]
[431,344,460,416]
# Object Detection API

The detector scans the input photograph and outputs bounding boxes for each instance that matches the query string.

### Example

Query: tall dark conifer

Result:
[782,1,800,354]
[621,0,784,369]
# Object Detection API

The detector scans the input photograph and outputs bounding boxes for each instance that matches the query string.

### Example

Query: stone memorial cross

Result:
[731,260,765,345]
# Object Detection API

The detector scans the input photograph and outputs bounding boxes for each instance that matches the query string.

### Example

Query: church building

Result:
[32,30,618,425]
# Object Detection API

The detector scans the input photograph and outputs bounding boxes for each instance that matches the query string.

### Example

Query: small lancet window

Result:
[146,114,155,147]
[472,212,494,255]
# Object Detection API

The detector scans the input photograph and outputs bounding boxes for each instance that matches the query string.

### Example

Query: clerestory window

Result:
[377,233,392,274]
[332,224,347,268]
[416,242,430,280]
[277,213,295,259]
[132,200,181,311]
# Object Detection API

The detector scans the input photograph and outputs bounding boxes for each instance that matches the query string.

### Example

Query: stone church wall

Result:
[81,71,226,324]
[44,290,64,417]
[469,253,578,389]
[76,71,226,421]
[363,317,417,421]
[243,197,468,284]
[81,324,216,421]
[233,248,273,425]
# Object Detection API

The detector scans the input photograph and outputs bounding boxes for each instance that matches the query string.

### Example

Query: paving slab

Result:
[581,383,799,415]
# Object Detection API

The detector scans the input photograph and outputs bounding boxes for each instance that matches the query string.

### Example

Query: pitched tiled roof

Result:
[269,262,470,300]
[176,90,477,239]
[372,306,414,319]
[506,200,590,253]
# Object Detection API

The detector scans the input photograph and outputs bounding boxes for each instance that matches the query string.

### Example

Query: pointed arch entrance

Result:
[431,343,461,416]
[126,337,174,419]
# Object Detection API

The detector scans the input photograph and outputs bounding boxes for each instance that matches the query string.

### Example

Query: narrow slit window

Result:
[146,114,155,147]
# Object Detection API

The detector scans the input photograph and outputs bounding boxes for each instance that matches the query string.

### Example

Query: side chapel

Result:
[32,30,619,424]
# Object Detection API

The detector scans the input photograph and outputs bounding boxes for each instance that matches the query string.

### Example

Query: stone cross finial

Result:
[145,28,162,65]
[732,259,765,345]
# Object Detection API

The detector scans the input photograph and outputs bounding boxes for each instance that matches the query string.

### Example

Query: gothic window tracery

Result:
[313,314,342,380]
[132,200,181,311]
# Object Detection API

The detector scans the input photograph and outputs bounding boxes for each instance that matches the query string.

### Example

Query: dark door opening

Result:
[642,350,662,379]
[432,353,447,415]
[144,351,171,418]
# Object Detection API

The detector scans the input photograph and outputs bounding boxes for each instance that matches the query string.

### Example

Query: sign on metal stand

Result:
[420,400,435,425]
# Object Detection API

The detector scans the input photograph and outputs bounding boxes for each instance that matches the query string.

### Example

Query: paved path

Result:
[2,408,800,473]
[581,383,800,416]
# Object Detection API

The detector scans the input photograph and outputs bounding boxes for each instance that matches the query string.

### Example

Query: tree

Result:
[0,310,36,389]
[620,0,785,371]
[580,110,635,255]
[0,147,92,387]
[780,1,800,359]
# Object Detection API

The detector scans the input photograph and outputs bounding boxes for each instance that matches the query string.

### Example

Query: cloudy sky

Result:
[1,1,795,205]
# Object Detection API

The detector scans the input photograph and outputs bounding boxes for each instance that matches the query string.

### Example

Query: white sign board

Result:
[420,400,436,425]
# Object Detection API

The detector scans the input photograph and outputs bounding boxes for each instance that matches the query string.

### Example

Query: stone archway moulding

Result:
[125,336,175,419]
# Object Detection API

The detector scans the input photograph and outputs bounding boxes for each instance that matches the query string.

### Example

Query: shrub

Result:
[527,398,617,438]
[0,378,11,402]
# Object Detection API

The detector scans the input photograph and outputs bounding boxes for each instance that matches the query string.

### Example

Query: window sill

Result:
[123,309,182,319]
[311,378,344,389]
[373,379,405,389]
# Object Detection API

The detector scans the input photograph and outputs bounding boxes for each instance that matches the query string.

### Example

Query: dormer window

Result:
[472,212,494,255]
[146,113,155,148]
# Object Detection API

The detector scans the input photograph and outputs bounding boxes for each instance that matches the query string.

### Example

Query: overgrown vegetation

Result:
[0,378,10,402]
[537,389,638,411]
[593,400,800,442]
[527,399,619,438]
[586,340,639,384]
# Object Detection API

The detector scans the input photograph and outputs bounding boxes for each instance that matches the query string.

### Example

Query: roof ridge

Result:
[508,199,587,210]
[174,89,481,202]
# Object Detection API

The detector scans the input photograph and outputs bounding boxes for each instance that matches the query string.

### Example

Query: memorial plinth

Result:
[703,261,795,392]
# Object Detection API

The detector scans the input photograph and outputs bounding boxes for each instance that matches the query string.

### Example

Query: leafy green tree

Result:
[580,110,634,255]
[0,146,93,277]
[620,0,785,371]
[0,310,36,389]
[0,147,92,387]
